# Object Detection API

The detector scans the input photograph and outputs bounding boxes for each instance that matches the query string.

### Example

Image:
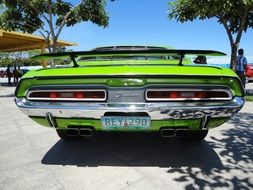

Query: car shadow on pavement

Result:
[166,112,253,190]
[42,133,222,169]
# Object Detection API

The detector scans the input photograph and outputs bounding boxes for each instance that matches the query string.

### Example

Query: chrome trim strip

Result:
[27,89,107,101]
[26,84,233,91]
[25,84,233,102]
[145,88,233,101]
[15,97,245,120]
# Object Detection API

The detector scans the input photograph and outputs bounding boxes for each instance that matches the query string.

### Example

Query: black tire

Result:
[186,130,209,141]
[56,129,80,141]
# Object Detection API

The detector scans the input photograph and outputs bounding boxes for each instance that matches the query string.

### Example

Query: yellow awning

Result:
[0,30,77,52]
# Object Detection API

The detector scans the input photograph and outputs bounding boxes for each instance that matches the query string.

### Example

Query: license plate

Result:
[101,116,151,130]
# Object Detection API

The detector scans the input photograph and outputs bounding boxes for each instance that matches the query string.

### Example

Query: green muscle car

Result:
[15,46,245,141]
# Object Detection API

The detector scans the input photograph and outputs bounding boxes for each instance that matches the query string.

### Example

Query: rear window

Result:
[78,56,180,61]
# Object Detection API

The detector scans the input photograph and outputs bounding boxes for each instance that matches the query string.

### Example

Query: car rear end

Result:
[15,63,245,140]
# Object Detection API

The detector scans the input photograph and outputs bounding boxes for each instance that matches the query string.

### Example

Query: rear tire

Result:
[187,130,208,141]
[56,129,80,141]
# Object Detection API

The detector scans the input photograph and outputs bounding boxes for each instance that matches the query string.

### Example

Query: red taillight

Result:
[28,90,106,101]
[169,91,206,98]
[146,90,231,101]
[49,92,57,99]
[169,91,178,98]
[75,92,84,99]
[49,92,83,99]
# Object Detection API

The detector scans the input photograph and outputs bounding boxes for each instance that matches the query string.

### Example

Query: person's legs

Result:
[236,71,246,87]
[8,76,12,85]
[241,74,246,87]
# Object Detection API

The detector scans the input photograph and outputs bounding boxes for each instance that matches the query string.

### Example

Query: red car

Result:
[246,63,253,82]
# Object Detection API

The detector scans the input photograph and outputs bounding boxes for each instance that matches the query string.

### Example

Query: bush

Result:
[0,58,72,67]
[0,58,42,67]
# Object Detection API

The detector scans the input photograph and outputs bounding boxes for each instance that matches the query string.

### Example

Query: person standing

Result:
[6,64,12,85]
[235,48,247,87]
[16,66,23,82]
[13,64,18,84]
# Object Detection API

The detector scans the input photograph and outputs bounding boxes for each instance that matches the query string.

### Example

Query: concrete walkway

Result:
[0,85,252,190]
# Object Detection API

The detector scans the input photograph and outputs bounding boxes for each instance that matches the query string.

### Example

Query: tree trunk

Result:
[52,37,58,53]
[230,43,238,70]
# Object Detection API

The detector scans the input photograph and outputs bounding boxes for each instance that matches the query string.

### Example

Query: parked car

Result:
[15,46,245,141]
[246,63,253,82]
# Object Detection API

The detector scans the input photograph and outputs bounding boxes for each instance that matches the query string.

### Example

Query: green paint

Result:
[23,64,231,78]
[16,63,243,97]
[29,116,51,127]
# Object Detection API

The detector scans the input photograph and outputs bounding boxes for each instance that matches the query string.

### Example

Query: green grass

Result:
[245,96,253,102]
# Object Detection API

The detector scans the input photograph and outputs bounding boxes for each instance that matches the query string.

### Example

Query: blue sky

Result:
[60,0,253,61]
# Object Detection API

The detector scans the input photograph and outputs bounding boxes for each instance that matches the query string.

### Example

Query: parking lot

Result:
[0,82,252,190]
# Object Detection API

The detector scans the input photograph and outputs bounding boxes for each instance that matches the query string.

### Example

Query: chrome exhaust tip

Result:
[161,128,175,137]
[175,129,188,137]
[67,128,79,136]
[79,128,93,137]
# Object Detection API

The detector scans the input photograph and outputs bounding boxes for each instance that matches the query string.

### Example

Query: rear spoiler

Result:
[32,49,226,68]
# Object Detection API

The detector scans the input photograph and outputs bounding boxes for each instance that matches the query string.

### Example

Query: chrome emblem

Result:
[113,92,139,98]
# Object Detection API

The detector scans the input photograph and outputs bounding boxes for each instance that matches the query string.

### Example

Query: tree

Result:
[0,0,109,53]
[168,0,253,69]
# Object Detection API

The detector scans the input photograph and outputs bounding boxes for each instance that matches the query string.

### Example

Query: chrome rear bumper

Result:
[15,97,244,120]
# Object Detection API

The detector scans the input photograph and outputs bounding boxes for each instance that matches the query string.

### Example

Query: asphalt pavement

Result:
[0,81,252,190]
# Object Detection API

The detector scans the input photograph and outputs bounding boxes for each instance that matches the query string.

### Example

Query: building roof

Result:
[0,30,77,52]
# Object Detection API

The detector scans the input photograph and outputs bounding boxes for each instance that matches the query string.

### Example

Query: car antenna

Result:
[178,53,185,66]
[69,54,79,68]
